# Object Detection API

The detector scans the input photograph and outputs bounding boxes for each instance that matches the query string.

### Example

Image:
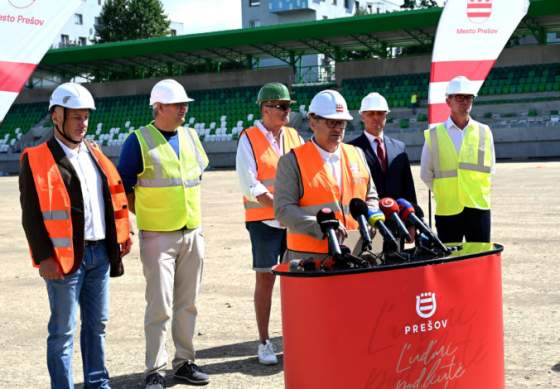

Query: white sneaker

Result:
[258,339,278,365]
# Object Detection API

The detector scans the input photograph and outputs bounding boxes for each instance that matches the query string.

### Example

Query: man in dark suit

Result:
[349,92,422,240]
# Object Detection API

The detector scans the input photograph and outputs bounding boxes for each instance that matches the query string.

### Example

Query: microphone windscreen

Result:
[396,198,415,220]
[349,198,368,220]
[316,208,336,223]
[379,197,400,216]
[367,210,385,225]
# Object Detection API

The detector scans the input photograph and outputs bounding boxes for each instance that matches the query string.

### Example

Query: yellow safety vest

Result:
[424,123,493,216]
[134,123,209,231]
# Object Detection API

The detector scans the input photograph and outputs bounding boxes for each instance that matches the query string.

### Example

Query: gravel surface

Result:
[1,161,559,388]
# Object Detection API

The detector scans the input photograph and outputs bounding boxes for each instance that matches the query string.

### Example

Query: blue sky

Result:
[161,0,242,35]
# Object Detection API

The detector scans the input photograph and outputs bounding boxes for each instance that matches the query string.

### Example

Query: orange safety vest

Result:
[241,126,302,222]
[22,141,130,275]
[287,142,370,254]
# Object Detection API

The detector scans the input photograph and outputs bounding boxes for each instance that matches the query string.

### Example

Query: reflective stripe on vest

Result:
[134,124,209,231]
[287,142,370,254]
[425,123,493,216]
[22,141,130,275]
[241,126,303,222]
[42,210,70,220]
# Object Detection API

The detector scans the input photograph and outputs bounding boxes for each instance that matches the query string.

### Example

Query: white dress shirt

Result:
[56,138,106,240]
[420,117,496,190]
[363,130,385,159]
[311,138,342,188]
[236,120,303,228]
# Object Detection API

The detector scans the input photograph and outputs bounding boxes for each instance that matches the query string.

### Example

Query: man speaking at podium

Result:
[274,90,378,260]
[420,76,496,243]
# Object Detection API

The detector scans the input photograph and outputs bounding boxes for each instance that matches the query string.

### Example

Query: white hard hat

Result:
[49,83,96,110]
[308,89,353,121]
[149,79,194,106]
[446,76,478,96]
[359,92,390,113]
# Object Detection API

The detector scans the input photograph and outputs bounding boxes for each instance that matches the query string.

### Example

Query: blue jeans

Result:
[45,241,111,389]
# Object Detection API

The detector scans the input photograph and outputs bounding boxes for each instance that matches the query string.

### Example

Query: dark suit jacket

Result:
[19,137,123,277]
[349,133,423,218]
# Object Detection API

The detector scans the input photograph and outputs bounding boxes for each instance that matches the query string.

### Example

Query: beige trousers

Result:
[140,228,204,374]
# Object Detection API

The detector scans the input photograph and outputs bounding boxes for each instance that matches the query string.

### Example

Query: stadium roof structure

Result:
[38,0,560,79]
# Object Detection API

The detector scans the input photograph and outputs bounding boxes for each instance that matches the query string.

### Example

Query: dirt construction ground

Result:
[0,161,559,388]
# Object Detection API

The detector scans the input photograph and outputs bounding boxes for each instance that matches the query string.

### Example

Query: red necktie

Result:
[375,138,387,172]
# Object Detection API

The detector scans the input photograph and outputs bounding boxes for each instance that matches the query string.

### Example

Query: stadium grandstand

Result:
[0,0,559,172]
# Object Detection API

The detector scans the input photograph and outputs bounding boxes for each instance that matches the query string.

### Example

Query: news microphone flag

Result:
[0,0,81,121]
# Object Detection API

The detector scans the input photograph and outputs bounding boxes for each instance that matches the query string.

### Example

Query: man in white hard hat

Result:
[19,82,132,388]
[275,89,378,259]
[349,92,421,243]
[117,79,210,388]
[236,82,304,365]
[420,75,496,243]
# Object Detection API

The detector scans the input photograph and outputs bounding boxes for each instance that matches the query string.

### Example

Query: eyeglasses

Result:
[314,116,347,129]
[263,103,292,111]
[451,94,475,102]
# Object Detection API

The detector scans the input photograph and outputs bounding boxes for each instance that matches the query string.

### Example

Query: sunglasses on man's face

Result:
[263,103,292,111]
[314,116,347,129]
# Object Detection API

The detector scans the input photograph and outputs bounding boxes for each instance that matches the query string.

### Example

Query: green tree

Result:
[95,0,170,43]
[354,6,370,16]
[401,0,439,9]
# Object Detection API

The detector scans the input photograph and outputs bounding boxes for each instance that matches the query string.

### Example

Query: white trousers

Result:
[140,227,204,374]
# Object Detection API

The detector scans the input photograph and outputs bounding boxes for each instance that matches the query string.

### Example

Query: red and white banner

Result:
[428,0,529,125]
[0,0,81,121]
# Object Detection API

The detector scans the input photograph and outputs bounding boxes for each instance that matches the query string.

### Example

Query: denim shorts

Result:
[246,221,287,272]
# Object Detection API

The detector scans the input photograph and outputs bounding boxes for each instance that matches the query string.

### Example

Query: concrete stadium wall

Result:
[14,67,295,104]
[335,45,560,82]
[2,125,559,175]
[378,126,560,162]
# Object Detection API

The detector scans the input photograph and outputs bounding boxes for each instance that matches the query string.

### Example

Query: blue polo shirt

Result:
[117,126,181,194]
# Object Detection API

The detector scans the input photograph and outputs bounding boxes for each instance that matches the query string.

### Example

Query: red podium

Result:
[272,242,504,389]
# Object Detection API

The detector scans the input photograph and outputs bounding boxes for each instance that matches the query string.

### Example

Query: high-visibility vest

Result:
[134,123,209,231]
[287,142,370,254]
[425,122,493,216]
[22,141,130,275]
[241,126,303,222]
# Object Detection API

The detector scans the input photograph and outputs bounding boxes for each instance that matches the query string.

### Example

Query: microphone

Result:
[396,198,450,254]
[379,197,411,241]
[349,198,373,250]
[289,258,322,272]
[316,208,342,257]
[367,209,399,253]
